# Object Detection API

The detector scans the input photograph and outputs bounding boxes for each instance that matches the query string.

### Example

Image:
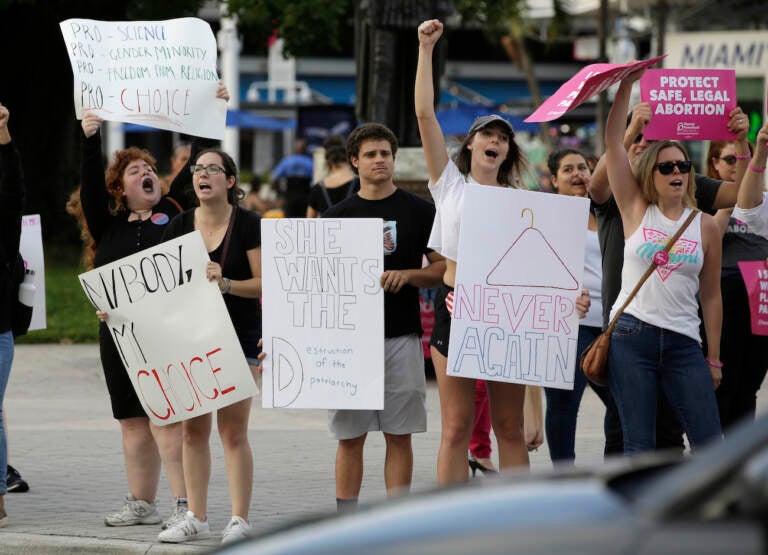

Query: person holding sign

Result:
[589,99,748,453]
[0,103,23,527]
[604,68,723,454]
[710,124,768,433]
[415,19,540,484]
[79,84,230,531]
[323,122,445,512]
[159,148,262,544]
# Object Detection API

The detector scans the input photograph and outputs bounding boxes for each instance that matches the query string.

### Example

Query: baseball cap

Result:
[468,114,514,136]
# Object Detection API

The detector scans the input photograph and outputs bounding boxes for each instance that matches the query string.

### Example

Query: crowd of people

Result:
[2,16,768,545]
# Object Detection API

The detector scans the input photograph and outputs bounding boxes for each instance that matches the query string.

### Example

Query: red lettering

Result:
[165,363,196,412]
[206,347,236,395]
[186,356,219,400]
[136,369,173,420]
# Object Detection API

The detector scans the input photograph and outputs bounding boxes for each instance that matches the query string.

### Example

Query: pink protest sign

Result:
[738,260,768,336]
[525,56,665,123]
[640,69,737,141]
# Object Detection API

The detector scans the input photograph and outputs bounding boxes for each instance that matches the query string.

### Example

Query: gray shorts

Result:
[328,334,427,440]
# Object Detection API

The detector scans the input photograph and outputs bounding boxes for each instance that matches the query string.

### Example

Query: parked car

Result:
[218,415,768,554]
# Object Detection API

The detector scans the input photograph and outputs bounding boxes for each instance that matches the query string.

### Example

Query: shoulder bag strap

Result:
[219,205,237,269]
[605,209,699,334]
[320,182,333,211]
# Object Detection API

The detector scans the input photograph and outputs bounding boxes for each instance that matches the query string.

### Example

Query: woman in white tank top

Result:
[603,69,723,454]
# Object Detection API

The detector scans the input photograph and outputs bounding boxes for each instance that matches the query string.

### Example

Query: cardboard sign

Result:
[78,232,257,425]
[641,69,737,140]
[60,18,225,139]
[738,261,768,336]
[525,56,665,123]
[447,186,589,389]
[19,214,46,331]
[261,219,385,409]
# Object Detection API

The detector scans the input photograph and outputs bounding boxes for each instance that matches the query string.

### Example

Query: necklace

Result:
[196,206,231,236]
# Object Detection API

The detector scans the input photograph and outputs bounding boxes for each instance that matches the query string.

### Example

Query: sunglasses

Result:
[717,155,737,165]
[654,160,693,175]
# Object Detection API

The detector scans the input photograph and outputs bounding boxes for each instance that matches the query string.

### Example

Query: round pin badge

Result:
[652,250,669,266]
[151,213,170,225]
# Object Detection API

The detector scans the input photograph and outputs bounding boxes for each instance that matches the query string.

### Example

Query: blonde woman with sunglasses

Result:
[604,68,723,454]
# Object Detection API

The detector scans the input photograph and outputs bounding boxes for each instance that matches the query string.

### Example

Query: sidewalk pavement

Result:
[2,344,763,554]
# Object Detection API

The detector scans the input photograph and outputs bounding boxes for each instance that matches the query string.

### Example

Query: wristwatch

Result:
[220,277,232,294]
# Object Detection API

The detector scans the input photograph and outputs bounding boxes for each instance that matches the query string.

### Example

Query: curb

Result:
[0,533,214,555]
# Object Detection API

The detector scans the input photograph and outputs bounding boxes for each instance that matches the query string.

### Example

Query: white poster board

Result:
[78,232,257,425]
[261,219,385,409]
[20,214,46,331]
[447,186,589,390]
[60,18,225,139]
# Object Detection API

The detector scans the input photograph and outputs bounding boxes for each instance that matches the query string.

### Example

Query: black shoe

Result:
[468,454,498,477]
[7,465,29,493]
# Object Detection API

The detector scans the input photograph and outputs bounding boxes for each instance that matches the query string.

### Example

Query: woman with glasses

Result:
[79,83,229,531]
[604,69,723,454]
[706,132,768,434]
[158,148,261,545]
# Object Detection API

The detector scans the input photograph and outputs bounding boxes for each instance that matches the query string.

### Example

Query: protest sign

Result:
[60,18,225,139]
[525,56,665,123]
[447,186,589,389]
[640,69,737,141]
[261,219,384,409]
[738,261,768,336]
[78,232,257,425]
[19,214,46,331]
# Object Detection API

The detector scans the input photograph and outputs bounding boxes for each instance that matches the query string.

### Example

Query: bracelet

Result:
[706,358,724,368]
[220,277,231,295]
[735,153,750,160]
[749,162,766,174]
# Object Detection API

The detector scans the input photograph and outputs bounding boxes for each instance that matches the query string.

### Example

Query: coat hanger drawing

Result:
[486,207,578,290]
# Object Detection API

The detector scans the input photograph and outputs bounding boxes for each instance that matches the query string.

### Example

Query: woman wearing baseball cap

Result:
[415,19,533,485]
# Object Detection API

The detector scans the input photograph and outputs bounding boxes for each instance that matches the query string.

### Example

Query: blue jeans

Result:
[545,326,623,462]
[608,314,721,454]
[0,331,14,495]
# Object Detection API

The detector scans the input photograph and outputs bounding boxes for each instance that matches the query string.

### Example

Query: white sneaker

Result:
[158,510,211,543]
[161,497,188,530]
[105,495,162,526]
[221,515,250,544]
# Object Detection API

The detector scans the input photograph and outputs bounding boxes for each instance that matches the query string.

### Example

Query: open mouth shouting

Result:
[484,148,499,159]
[141,177,155,194]
[669,178,684,188]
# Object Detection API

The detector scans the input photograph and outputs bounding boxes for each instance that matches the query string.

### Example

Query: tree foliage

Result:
[225,0,351,57]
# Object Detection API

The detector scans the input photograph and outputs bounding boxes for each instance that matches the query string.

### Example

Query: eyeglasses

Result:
[654,160,693,175]
[190,164,226,175]
[717,155,737,165]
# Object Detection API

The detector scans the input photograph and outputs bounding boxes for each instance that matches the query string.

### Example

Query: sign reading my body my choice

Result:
[640,69,737,141]
[60,18,225,139]
[78,232,257,425]
[261,219,385,409]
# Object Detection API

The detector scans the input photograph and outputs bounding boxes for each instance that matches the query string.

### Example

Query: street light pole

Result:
[218,2,241,166]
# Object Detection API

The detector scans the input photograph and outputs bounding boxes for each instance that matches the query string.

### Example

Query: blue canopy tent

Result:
[123,109,295,132]
[435,105,541,136]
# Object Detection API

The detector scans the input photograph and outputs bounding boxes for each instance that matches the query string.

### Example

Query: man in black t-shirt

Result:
[323,123,445,512]
[590,102,739,453]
